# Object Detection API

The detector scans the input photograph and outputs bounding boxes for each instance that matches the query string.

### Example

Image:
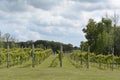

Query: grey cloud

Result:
[70,2,112,12]
[29,26,64,37]
[29,16,75,29]
[28,19,76,37]
[61,12,80,20]
[73,0,108,3]
[0,0,28,12]
[27,0,62,10]
[60,1,111,20]
[0,0,61,13]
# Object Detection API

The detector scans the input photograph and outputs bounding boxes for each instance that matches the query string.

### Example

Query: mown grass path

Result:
[0,54,120,80]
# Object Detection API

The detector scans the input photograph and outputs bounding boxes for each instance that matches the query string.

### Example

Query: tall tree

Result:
[111,13,119,56]
[83,18,114,55]
[83,19,98,52]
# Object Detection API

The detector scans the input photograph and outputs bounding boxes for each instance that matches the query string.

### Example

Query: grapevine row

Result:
[0,48,52,68]
[70,51,120,70]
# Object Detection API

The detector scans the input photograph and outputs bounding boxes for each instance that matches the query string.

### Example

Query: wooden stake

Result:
[87,46,90,69]
[32,42,35,68]
[7,44,9,68]
[112,48,114,71]
[60,45,63,67]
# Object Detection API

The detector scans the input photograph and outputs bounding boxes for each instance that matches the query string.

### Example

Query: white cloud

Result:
[0,0,120,46]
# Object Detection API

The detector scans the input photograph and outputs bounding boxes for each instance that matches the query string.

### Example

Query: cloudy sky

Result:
[0,0,120,46]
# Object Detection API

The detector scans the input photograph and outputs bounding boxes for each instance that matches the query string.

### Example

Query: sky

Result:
[0,0,120,46]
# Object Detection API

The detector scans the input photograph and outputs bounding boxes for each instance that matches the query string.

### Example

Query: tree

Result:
[83,18,114,55]
[80,41,88,52]
[0,31,5,48]
[96,30,113,54]
[101,18,113,54]
[83,19,98,52]
[113,27,120,56]
[111,13,119,56]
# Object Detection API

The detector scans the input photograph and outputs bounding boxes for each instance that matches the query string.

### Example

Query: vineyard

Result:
[0,47,120,70]
[0,47,120,80]
[1,31,120,79]
[0,48,120,80]
[0,48,52,68]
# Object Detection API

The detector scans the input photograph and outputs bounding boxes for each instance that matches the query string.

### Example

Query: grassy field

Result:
[0,55,120,80]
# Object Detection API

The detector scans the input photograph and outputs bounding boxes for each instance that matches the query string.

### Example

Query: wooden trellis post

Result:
[60,44,63,67]
[32,42,35,68]
[112,48,114,71]
[7,44,9,68]
[87,46,90,69]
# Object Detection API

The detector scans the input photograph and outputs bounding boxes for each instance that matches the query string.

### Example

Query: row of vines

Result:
[0,48,52,68]
[70,51,120,70]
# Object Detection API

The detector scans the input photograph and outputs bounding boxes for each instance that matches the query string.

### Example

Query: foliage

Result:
[18,40,74,53]
[0,48,52,67]
[82,18,119,55]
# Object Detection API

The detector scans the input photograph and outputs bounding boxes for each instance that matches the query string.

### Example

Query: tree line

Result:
[19,40,75,53]
[80,15,120,56]
[0,31,77,53]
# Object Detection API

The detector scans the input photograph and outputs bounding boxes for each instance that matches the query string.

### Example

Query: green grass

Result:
[0,54,120,80]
